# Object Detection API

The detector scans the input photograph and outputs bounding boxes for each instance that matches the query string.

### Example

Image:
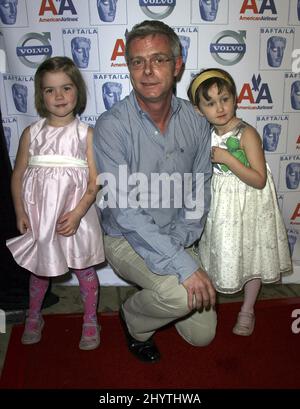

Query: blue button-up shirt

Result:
[93,91,212,282]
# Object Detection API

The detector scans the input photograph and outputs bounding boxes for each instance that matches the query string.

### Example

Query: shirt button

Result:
[154,131,158,135]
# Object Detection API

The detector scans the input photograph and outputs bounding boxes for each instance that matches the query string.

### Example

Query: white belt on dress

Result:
[28,155,88,168]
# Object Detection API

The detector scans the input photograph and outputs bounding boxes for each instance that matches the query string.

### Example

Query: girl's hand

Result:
[211,146,231,165]
[56,210,82,236]
[16,213,30,234]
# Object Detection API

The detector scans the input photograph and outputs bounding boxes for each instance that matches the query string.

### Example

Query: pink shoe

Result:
[232,311,255,336]
[21,316,44,345]
[79,322,100,350]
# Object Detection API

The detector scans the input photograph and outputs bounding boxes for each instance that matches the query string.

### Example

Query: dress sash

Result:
[28,154,88,168]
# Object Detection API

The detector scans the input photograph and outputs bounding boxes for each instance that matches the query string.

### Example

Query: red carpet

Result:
[1,298,300,389]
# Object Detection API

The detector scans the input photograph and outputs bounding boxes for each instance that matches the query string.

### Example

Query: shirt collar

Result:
[130,90,181,118]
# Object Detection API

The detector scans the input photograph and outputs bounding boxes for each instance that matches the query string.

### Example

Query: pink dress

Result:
[6,118,105,277]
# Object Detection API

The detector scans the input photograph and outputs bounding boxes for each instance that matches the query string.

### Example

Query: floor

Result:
[1,282,300,377]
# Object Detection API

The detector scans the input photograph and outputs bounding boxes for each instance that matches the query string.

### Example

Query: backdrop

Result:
[0,0,299,285]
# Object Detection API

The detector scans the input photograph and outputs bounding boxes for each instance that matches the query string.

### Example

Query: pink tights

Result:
[28,268,99,325]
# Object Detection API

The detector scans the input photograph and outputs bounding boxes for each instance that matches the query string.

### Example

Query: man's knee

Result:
[176,310,217,346]
[189,323,216,346]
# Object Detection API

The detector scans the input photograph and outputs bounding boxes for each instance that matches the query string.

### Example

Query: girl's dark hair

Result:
[34,56,87,117]
[187,68,237,107]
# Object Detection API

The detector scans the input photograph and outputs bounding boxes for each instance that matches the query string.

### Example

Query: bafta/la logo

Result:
[291,309,300,334]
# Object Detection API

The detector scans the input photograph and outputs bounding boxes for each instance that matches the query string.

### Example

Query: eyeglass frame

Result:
[128,53,175,70]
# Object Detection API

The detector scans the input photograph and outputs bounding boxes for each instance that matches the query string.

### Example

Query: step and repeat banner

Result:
[0,0,299,284]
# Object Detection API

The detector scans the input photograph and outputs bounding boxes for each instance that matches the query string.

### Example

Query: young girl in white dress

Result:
[188,68,292,336]
[7,57,105,349]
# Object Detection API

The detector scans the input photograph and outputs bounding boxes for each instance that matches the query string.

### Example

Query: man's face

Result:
[267,36,286,67]
[0,0,17,24]
[71,37,91,69]
[262,123,281,152]
[128,34,182,108]
[179,35,190,65]
[286,162,300,189]
[291,81,300,110]
[199,0,219,21]
[97,0,117,22]
[102,82,122,110]
[12,83,27,113]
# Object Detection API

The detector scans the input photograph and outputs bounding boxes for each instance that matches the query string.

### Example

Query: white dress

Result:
[199,121,292,294]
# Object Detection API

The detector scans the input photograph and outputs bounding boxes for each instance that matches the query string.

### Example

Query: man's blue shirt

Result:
[93,91,212,282]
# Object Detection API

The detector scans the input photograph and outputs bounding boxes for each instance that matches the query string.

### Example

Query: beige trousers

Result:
[104,235,217,346]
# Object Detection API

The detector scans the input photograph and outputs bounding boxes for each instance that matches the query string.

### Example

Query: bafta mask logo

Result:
[262,123,281,152]
[102,81,122,110]
[3,126,11,153]
[179,35,191,65]
[287,229,298,256]
[0,0,17,25]
[97,0,118,22]
[291,80,300,110]
[71,37,91,69]
[286,162,300,189]
[12,83,28,113]
[199,0,220,22]
[267,36,286,68]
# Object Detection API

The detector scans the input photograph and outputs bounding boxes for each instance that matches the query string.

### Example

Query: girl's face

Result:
[198,83,236,129]
[42,71,77,124]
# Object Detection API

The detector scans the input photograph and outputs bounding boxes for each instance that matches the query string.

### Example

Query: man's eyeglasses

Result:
[128,54,174,70]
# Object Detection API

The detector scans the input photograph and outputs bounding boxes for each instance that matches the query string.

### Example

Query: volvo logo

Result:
[210,30,246,66]
[16,32,52,68]
[139,0,176,20]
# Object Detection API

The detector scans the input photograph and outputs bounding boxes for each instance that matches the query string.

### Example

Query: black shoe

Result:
[119,307,160,363]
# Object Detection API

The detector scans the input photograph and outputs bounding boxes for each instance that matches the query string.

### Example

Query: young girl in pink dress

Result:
[188,68,292,336]
[7,56,105,350]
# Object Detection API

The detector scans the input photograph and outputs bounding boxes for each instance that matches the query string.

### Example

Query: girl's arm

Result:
[11,127,30,233]
[74,126,99,216]
[56,127,99,236]
[212,126,267,189]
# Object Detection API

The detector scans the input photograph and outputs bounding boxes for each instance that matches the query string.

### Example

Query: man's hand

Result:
[182,268,216,311]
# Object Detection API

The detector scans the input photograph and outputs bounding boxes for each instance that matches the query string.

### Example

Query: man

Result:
[266,36,286,68]
[262,123,281,152]
[11,83,27,113]
[97,0,117,22]
[102,81,122,110]
[94,20,216,363]
[71,37,91,69]
[199,0,219,22]
[0,0,17,25]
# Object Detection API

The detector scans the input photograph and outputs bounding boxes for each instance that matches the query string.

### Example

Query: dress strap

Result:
[28,155,88,168]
